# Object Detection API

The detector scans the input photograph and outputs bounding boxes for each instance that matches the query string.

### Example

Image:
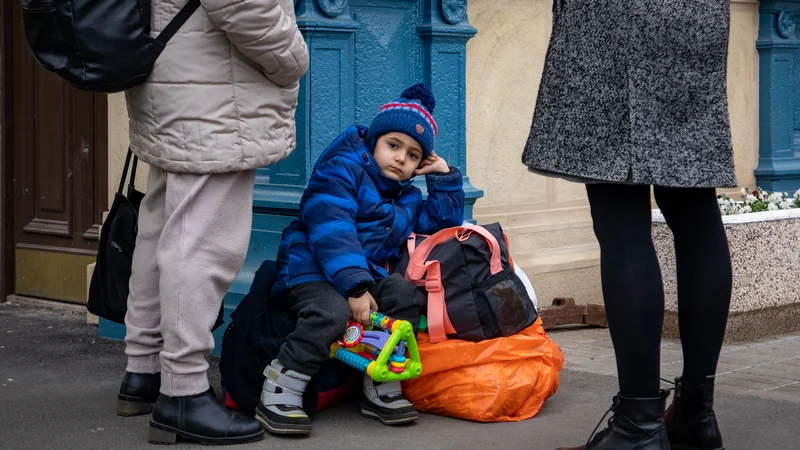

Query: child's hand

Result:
[348,292,378,326]
[414,151,450,176]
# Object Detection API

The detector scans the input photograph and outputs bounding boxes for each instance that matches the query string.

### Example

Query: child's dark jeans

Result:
[276,274,425,376]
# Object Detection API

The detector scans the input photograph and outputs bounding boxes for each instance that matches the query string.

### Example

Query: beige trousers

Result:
[124,166,255,397]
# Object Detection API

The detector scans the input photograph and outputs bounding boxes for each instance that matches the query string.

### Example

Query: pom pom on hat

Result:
[400,83,436,114]
[367,83,438,159]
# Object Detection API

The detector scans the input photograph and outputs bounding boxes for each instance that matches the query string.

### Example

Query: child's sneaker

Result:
[255,359,312,435]
[361,376,418,425]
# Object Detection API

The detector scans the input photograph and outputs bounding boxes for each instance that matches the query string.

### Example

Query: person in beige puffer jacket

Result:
[117,0,308,445]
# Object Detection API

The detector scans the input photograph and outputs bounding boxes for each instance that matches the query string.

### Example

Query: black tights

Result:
[586,184,732,398]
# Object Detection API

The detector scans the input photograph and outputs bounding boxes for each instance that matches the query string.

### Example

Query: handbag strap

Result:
[117,148,139,195]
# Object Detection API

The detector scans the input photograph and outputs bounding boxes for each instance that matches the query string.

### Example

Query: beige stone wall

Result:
[466,0,761,306]
[107,93,148,209]
[728,0,760,189]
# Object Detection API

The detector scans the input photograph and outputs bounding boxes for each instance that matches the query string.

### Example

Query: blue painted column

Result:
[755,1,800,192]
[101,0,484,352]
[418,0,483,218]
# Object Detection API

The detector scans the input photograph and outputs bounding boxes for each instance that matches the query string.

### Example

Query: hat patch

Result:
[416,124,424,134]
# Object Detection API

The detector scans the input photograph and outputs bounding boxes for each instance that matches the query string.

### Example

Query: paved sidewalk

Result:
[548,326,800,402]
[2,302,798,449]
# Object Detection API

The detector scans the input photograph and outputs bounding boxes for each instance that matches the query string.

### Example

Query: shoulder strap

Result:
[155,0,202,46]
[417,260,454,344]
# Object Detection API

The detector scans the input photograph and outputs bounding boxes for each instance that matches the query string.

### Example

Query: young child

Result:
[256,84,465,435]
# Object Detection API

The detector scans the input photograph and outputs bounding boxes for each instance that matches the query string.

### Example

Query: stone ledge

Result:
[516,244,600,275]
[529,266,603,308]
[653,207,800,225]
[653,214,800,314]
[477,205,593,234]
[663,304,800,343]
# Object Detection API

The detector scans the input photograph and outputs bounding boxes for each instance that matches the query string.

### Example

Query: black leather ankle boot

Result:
[148,389,265,445]
[117,372,160,417]
[665,377,724,450]
[557,394,670,450]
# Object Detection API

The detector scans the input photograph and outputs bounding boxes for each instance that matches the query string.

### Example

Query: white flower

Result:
[768,192,783,203]
[744,205,752,213]
[746,195,757,203]
[717,197,725,205]
[794,190,800,199]
[740,187,748,196]
[779,201,792,210]
[768,203,779,211]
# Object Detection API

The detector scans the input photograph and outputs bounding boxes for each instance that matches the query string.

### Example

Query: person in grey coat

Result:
[523,2,734,449]
[117,0,309,445]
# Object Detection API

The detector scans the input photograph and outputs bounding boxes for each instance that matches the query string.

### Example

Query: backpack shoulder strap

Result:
[155,0,202,46]
[418,260,453,344]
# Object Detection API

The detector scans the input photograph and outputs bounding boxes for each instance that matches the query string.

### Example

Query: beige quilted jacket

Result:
[125,0,309,173]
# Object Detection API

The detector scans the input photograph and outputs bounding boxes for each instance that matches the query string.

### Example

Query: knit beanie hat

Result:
[366,84,438,159]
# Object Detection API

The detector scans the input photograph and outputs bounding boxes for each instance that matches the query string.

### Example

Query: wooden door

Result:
[4,0,108,303]
[0,0,10,301]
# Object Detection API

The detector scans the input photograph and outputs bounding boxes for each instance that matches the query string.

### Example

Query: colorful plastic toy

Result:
[329,311,422,382]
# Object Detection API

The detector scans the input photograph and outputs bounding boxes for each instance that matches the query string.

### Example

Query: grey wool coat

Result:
[522,0,737,188]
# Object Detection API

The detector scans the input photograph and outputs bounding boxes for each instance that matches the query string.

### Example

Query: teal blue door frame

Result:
[756,1,800,192]
[100,0,484,355]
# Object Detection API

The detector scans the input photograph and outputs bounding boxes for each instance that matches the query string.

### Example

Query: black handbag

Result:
[87,149,144,323]
[88,149,226,330]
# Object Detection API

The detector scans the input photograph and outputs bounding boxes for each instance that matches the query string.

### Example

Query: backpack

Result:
[391,223,538,343]
[20,0,200,92]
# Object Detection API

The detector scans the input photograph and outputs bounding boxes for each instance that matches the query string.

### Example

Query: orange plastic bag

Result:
[401,318,564,422]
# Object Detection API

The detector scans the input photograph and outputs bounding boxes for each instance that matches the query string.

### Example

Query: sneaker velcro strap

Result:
[264,367,309,393]
[375,381,403,397]
[265,392,304,408]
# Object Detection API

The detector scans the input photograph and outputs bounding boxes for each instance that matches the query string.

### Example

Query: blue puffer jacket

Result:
[271,124,465,298]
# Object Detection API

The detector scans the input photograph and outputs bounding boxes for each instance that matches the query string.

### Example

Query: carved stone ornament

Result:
[777,11,797,39]
[441,0,467,25]
[318,0,347,18]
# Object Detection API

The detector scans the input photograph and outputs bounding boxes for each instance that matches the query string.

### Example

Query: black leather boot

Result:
[117,372,160,417]
[148,389,265,445]
[557,394,670,450]
[665,377,724,450]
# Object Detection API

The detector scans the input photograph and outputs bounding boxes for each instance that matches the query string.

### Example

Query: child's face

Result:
[373,132,423,181]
